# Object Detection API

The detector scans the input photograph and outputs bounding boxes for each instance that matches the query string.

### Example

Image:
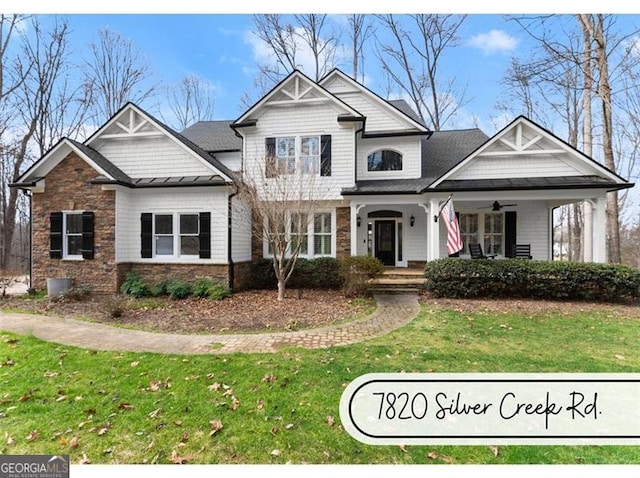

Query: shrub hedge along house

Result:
[11,69,634,294]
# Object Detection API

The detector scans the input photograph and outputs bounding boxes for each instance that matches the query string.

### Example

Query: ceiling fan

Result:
[480,201,518,211]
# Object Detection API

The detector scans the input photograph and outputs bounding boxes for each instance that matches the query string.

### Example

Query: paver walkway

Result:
[0,294,419,355]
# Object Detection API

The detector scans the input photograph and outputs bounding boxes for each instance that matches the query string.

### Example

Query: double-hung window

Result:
[63,212,83,258]
[313,213,332,256]
[290,213,309,255]
[274,135,321,175]
[459,212,504,256]
[153,213,200,257]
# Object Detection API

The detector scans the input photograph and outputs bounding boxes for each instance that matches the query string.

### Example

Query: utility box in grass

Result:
[46,278,73,298]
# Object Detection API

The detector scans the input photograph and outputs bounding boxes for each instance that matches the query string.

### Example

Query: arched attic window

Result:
[367,149,403,171]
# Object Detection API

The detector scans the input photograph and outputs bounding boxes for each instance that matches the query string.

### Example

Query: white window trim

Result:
[263,209,336,259]
[62,210,84,260]
[458,211,505,258]
[152,212,201,260]
[274,134,322,176]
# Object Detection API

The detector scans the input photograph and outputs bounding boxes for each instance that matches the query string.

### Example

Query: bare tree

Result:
[375,14,467,130]
[84,28,156,122]
[165,74,216,131]
[346,14,374,83]
[235,151,330,301]
[1,17,85,269]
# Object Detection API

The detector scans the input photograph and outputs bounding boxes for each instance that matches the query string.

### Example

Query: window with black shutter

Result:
[49,212,63,259]
[81,211,95,259]
[140,213,153,258]
[320,134,332,176]
[198,212,211,259]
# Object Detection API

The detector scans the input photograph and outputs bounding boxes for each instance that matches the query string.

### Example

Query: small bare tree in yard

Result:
[235,147,330,301]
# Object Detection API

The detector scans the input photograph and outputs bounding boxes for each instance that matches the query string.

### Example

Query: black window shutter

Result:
[50,212,63,259]
[448,211,460,257]
[320,134,332,177]
[199,212,211,259]
[81,211,95,259]
[505,211,517,258]
[265,137,276,178]
[141,213,153,258]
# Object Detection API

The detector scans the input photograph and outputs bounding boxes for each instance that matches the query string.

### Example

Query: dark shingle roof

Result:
[388,99,426,127]
[343,128,489,195]
[181,120,242,152]
[66,139,132,183]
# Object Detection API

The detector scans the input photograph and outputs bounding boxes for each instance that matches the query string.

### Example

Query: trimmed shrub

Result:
[424,258,640,302]
[193,278,215,298]
[250,257,342,290]
[340,256,385,297]
[207,283,231,301]
[164,279,192,300]
[120,273,149,298]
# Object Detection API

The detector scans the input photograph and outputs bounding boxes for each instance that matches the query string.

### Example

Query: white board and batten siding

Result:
[357,136,422,180]
[115,187,230,264]
[97,136,215,179]
[242,103,355,199]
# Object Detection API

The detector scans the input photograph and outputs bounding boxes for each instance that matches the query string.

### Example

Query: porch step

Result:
[367,276,427,295]
[381,268,425,281]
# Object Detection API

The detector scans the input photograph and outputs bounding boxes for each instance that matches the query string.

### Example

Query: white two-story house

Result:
[12,68,633,294]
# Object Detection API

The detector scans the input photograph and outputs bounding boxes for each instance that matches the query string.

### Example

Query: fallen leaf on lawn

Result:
[180,432,189,443]
[208,382,221,392]
[441,454,454,464]
[427,451,438,460]
[285,423,294,430]
[130,361,139,367]
[44,371,59,378]
[118,402,134,411]
[69,436,80,449]
[206,373,215,379]
[75,396,83,401]
[19,390,34,402]
[262,374,277,383]
[171,449,187,464]
[327,416,335,427]
[26,430,40,442]
[209,419,223,436]
[56,395,67,402]
[59,437,68,446]
[174,420,183,426]
[398,444,408,453]
[149,380,161,392]
[256,399,264,410]
[79,453,91,464]
[222,388,234,397]
[97,424,110,436]
[148,408,161,419]
[270,449,281,457]
[490,445,499,457]
[6,436,14,446]
[270,426,278,436]
[614,354,625,360]
[1,358,14,367]
[231,397,240,411]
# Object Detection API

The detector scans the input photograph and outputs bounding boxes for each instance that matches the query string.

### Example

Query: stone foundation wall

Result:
[335,206,350,258]
[32,152,117,295]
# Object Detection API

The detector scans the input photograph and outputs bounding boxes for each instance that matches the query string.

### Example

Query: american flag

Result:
[440,198,463,255]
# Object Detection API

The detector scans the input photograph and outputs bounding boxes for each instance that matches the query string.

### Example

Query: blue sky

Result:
[6,6,640,135]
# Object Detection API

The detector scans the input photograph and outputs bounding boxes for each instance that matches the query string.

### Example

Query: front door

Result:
[375,220,396,266]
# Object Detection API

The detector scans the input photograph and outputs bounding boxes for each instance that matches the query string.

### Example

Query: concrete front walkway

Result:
[0,294,419,355]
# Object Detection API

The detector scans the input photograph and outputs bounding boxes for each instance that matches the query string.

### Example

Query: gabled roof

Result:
[319,69,431,135]
[181,120,242,152]
[86,102,234,182]
[431,115,631,188]
[12,137,131,187]
[232,69,363,127]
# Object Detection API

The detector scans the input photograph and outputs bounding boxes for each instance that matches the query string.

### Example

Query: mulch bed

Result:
[0,289,374,335]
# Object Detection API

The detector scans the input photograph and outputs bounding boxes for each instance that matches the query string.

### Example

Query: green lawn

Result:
[0,301,639,464]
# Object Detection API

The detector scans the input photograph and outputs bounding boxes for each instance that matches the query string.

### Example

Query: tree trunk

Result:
[277,278,285,301]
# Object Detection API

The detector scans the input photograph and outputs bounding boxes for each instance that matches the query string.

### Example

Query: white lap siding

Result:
[115,187,229,263]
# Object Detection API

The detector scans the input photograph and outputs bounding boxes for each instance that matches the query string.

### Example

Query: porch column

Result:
[350,202,359,256]
[428,198,440,261]
[591,196,607,263]
[583,200,593,262]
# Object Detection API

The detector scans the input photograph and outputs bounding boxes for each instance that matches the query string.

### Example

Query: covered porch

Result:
[348,189,609,266]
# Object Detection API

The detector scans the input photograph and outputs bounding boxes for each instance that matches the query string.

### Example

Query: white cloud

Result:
[468,29,519,55]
